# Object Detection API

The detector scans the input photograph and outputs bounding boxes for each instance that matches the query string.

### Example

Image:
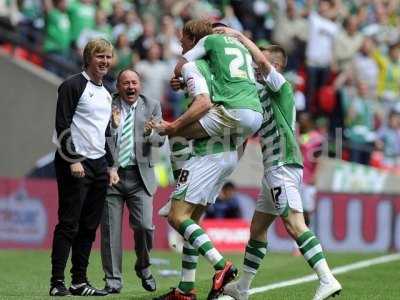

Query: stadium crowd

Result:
[1,0,400,170]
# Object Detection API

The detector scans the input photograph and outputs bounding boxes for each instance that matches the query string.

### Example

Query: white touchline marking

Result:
[219,253,400,299]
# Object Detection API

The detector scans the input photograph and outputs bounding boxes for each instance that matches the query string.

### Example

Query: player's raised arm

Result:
[213,26,272,75]
[174,36,208,77]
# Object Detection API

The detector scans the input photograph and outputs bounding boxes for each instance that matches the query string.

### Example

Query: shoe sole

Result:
[223,287,247,300]
[323,287,342,300]
[330,288,342,298]
[207,266,238,300]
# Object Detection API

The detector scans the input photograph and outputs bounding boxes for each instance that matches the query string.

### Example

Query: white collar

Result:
[82,71,103,86]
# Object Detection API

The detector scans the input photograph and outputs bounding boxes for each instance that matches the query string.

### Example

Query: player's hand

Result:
[111,106,121,129]
[70,162,85,178]
[153,120,176,136]
[108,167,120,186]
[170,76,184,91]
[144,117,155,136]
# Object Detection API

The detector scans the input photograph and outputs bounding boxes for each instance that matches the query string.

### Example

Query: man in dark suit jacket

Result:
[100,69,165,294]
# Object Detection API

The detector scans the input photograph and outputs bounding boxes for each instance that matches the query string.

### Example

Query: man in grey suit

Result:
[101,69,165,294]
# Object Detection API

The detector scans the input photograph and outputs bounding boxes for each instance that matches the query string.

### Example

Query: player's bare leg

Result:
[170,121,209,140]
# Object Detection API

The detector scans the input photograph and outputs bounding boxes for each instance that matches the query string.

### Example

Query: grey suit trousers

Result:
[100,166,154,290]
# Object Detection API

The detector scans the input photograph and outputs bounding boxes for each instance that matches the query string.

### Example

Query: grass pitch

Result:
[0,250,398,299]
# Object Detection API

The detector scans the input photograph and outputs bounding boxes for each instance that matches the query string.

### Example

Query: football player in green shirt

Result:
[155,21,243,300]
[214,27,342,300]
[155,21,262,145]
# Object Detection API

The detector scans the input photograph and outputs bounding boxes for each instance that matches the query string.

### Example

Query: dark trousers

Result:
[51,152,108,284]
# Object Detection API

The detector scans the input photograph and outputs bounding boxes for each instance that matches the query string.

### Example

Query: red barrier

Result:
[201,219,250,251]
[1,178,400,252]
[0,177,173,250]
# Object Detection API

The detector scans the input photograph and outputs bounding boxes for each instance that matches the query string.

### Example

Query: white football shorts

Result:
[199,106,263,140]
[171,151,238,206]
[182,61,263,140]
[256,165,304,217]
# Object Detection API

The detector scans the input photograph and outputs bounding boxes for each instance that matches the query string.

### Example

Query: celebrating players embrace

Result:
[151,20,342,300]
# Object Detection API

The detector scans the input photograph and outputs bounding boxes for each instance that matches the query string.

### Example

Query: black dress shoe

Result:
[141,275,156,292]
[104,286,121,294]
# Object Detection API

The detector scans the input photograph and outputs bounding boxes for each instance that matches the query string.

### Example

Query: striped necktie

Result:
[118,108,134,167]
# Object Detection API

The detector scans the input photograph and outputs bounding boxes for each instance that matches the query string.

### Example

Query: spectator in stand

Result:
[205,182,242,219]
[68,0,95,46]
[132,15,157,59]
[42,0,71,77]
[112,10,143,45]
[352,36,379,99]
[76,9,112,55]
[0,0,21,28]
[156,14,183,118]
[305,0,339,112]
[135,41,171,109]
[8,0,400,149]
[18,0,44,45]
[375,108,400,168]
[372,41,400,105]
[343,80,377,165]
[157,14,181,59]
[272,0,308,71]
[137,0,163,22]
[362,1,399,47]
[111,33,134,79]
[220,5,243,32]
[333,14,363,72]
[107,0,126,27]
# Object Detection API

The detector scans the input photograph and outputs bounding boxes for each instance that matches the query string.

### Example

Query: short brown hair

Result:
[83,38,114,68]
[261,44,287,68]
[183,19,213,44]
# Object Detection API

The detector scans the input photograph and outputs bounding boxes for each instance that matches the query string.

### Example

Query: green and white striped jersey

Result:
[258,67,303,169]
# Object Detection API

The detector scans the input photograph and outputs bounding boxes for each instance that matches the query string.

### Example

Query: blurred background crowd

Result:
[1,0,400,171]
